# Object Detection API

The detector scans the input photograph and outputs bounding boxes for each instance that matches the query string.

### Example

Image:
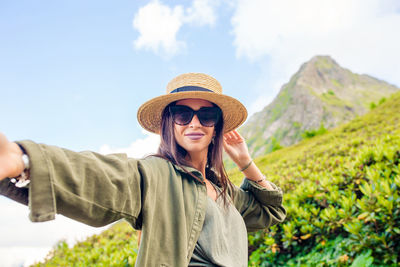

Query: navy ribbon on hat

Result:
[170,86,213,94]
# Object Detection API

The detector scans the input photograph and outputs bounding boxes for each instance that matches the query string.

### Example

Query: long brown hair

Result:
[155,101,234,205]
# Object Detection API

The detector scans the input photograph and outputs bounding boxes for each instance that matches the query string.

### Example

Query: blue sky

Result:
[0,0,259,151]
[1,0,400,266]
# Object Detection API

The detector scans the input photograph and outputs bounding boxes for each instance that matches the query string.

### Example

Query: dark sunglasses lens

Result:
[198,107,221,127]
[170,106,193,125]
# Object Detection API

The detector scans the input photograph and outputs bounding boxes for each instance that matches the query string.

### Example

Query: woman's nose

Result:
[189,114,201,127]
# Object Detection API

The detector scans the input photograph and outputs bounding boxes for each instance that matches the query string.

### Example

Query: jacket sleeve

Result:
[229,178,286,232]
[0,140,149,229]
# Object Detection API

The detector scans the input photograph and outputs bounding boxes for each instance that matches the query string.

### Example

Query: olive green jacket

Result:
[0,140,286,267]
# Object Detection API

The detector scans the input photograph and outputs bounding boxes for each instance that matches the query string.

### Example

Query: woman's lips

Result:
[185,133,204,140]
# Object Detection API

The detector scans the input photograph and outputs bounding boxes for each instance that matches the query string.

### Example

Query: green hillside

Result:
[33,92,400,266]
[32,221,139,266]
[229,91,400,266]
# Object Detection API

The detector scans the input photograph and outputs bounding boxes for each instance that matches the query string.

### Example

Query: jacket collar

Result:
[172,163,221,187]
[172,163,204,181]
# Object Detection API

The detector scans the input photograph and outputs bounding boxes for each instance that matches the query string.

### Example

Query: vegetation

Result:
[301,123,328,139]
[319,91,353,108]
[330,79,343,89]
[292,122,302,129]
[32,221,138,266]
[33,92,400,266]
[269,83,293,123]
[270,137,283,152]
[241,91,400,266]
[370,97,387,110]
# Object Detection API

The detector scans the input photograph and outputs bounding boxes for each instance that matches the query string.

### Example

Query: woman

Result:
[0,73,286,266]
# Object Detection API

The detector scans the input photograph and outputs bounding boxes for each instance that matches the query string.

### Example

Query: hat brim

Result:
[137,91,248,134]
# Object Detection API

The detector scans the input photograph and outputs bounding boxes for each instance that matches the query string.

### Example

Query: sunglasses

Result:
[169,105,222,127]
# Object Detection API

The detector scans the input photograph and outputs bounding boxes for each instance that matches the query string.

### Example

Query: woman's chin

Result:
[184,144,209,154]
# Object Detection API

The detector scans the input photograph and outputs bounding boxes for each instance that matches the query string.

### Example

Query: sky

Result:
[1,0,400,266]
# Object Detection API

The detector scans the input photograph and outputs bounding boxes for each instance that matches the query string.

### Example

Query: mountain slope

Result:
[230,91,400,266]
[240,55,399,157]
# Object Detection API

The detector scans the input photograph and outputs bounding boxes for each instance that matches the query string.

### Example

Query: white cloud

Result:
[185,0,217,26]
[133,1,185,57]
[231,0,400,112]
[133,0,217,57]
[0,246,50,267]
[99,130,160,158]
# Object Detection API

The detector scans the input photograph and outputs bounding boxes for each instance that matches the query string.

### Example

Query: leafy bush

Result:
[301,123,328,139]
[31,221,138,266]
[370,97,387,111]
[271,137,283,152]
[246,92,400,266]
[370,102,377,110]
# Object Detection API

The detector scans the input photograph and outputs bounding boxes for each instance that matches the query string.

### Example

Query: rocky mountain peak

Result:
[295,55,351,96]
[300,55,340,74]
[238,55,399,157]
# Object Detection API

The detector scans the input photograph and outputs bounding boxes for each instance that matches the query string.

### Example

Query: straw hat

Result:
[137,73,248,134]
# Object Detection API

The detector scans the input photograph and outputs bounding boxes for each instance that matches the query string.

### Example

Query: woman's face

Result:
[173,98,216,158]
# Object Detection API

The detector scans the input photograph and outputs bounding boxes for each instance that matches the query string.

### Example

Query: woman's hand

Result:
[223,130,251,169]
[0,132,24,180]
[223,130,274,190]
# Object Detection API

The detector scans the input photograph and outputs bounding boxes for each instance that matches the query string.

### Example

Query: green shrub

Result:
[301,123,328,139]
[271,137,283,152]
[246,92,400,266]
[31,221,138,266]
[379,97,386,105]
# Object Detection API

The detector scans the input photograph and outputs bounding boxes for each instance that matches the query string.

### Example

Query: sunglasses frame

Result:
[169,105,222,127]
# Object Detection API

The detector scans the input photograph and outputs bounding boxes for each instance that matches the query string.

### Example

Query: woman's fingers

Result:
[224,131,233,139]
[232,130,243,140]
[224,130,243,144]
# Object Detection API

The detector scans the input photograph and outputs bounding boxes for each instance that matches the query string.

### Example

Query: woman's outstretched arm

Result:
[0,132,149,229]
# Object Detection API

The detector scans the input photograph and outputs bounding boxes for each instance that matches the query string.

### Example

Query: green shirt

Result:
[189,192,248,266]
[0,140,286,267]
